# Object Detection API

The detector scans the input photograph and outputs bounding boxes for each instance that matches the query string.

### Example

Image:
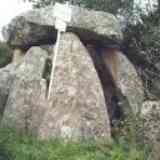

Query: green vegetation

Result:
[0,1,158,159]
[0,42,12,68]
[24,0,133,15]
[123,6,160,98]
[0,128,149,160]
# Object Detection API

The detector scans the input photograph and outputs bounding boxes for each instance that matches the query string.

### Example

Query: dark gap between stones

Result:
[86,44,124,127]
[42,58,52,95]
[41,39,124,128]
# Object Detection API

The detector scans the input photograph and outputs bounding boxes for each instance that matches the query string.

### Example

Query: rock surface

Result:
[38,33,111,140]
[12,48,25,64]
[1,47,47,134]
[86,46,120,123]
[102,50,144,114]
[116,52,144,114]
[0,64,17,119]
[141,101,160,160]
[3,5,123,49]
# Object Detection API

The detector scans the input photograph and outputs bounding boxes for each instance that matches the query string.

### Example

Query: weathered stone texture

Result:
[1,47,48,134]
[12,48,24,64]
[3,5,123,49]
[103,51,144,114]
[38,33,111,140]
[0,63,17,119]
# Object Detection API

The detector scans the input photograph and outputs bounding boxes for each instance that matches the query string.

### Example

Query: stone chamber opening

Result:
[86,44,125,127]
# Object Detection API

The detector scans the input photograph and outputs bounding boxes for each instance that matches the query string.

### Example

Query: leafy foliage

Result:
[123,6,160,98]
[24,0,133,15]
[0,42,12,68]
[0,128,149,160]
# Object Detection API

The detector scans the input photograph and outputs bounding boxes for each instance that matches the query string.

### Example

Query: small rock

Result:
[0,63,17,120]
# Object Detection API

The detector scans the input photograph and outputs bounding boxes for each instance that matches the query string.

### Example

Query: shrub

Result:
[0,42,12,68]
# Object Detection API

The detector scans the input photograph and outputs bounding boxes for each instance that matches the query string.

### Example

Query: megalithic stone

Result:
[3,5,123,49]
[101,49,144,114]
[141,101,160,160]
[1,47,48,135]
[38,33,111,140]
[0,63,17,120]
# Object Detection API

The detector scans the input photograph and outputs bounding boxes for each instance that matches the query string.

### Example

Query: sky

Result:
[0,0,157,41]
[0,0,32,40]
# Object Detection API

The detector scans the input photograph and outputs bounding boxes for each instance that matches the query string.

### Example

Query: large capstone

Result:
[3,5,123,49]
[38,33,111,140]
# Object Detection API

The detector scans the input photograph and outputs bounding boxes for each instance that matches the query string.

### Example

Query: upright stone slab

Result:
[0,63,17,120]
[86,45,119,123]
[12,48,24,64]
[38,33,111,140]
[102,50,144,114]
[116,52,144,113]
[1,47,47,135]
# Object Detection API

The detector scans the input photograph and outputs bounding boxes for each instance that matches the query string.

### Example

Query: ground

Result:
[0,128,149,160]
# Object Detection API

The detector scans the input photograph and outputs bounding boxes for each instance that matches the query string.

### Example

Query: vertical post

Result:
[47,1,72,100]
[48,30,61,100]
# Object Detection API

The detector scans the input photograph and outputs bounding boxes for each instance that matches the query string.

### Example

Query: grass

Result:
[0,128,149,160]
